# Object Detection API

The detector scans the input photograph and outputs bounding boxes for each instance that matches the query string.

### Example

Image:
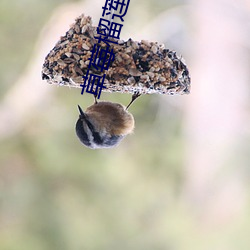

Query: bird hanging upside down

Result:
[75,93,140,149]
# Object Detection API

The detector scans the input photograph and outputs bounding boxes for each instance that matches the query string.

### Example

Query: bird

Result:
[75,92,140,149]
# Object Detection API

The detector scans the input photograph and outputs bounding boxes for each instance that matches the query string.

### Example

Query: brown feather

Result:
[85,102,134,135]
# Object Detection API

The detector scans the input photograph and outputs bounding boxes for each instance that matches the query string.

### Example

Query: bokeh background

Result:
[1,0,250,249]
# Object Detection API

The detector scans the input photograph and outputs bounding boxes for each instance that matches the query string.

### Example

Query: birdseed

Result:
[42,14,191,95]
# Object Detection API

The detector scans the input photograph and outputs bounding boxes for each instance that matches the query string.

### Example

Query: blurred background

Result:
[1,0,250,249]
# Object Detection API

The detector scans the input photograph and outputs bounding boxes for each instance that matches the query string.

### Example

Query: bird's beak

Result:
[77,105,86,119]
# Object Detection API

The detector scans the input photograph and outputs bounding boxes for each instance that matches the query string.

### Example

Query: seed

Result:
[140,75,149,82]
[116,54,123,62]
[75,25,80,34]
[72,76,84,83]
[59,40,69,47]
[151,45,158,54]
[118,40,125,45]
[74,66,84,75]
[81,26,87,33]
[147,72,154,78]
[128,77,135,84]
[129,68,142,76]
[57,59,67,66]
[141,40,150,47]
[149,67,155,72]
[82,43,90,50]
[132,41,139,50]
[73,53,80,60]
[72,48,85,55]
[65,52,72,58]
[63,58,75,64]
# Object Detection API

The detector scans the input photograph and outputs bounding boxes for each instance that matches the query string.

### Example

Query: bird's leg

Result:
[126,91,141,110]
[93,94,98,104]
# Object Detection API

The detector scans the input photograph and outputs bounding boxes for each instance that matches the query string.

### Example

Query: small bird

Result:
[75,93,140,149]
